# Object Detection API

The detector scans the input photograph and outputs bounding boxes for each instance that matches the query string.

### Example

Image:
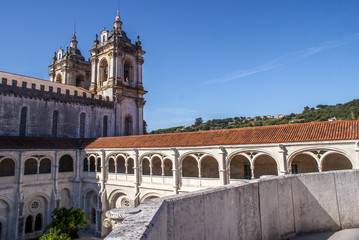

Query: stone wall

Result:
[106,170,359,240]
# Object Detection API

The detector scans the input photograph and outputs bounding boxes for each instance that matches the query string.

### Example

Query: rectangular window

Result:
[244,164,251,179]
[103,116,108,137]
[52,111,58,137]
[79,113,85,138]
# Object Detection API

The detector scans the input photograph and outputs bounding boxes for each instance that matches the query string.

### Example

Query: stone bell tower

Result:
[49,32,91,88]
[89,11,147,135]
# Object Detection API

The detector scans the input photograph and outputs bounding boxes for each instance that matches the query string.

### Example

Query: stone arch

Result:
[24,158,38,175]
[83,157,89,172]
[142,158,150,175]
[59,188,72,209]
[59,155,73,172]
[290,153,319,174]
[322,152,353,171]
[200,155,219,178]
[253,154,278,178]
[124,59,134,84]
[99,58,108,86]
[89,156,96,172]
[39,158,51,174]
[182,155,198,177]
[108,157,115,173]
[229,154,251,179]
[127,158,134,174]
[164,158,173,176]
[116,156,126,173]
[0,158,15,177]
[108,190,130,209]
[83,190,98,230]
[141,193,161,202]
[75,74,85,88]
[55,73,62,83]
[152,156,162,176]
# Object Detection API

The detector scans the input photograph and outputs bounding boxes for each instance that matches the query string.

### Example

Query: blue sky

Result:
[1,1,358,131]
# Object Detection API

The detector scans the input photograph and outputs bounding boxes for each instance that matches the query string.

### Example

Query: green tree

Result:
[40,227,71,240]
[194,117,203,126]
[43,208,89,239]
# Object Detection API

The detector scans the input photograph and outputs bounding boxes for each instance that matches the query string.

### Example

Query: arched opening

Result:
[100,59,108,86]
[201,156,219,178]
[24,159,37,175]
[116,156,126,173]
[182,156,198,177]
[109,158,115,173]
[19,106,27,136]
[84,190,97,230]
[83,158,89,172]
[0,158,15,177]
[79,113,86,138]
[164,159,173,176]
[124,116,133,136]
[60,188,72,209]
[25,216,33,233]
[75,74,85,88]
[152,157,162,176]
[254,155,278,178]
[127,158,134,174]
[59,155,73,172]
[103,116,108,137]
[91,208,96,224]
[96,158,101,172]
[39,158,51,174]
[89,156,96,172]
[52,111,59,137]
[55,73,62,83]
[291,154,318,174]
[0,200,9,239]
[142,158,150,175]
[230,155,251,179]
[35,214,42,231]
[111,193,130,208]
[322,153,353,171]
[124,60,132,83]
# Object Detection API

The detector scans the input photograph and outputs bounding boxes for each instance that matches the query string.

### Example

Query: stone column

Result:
[218,147,228,185]
[133,149,140,207]
[53,150,60,209]
[16,151,24,240]
[172,148,179,194]
[90,57,98,93]
[278,144,288,175]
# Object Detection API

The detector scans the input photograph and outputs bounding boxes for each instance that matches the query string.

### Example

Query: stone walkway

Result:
[290,229,359,240]
[75,230,102,240]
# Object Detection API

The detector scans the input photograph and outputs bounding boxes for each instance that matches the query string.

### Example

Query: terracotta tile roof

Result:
[84,120,359,149]
[0,71,91,96]
[0,136,95,150]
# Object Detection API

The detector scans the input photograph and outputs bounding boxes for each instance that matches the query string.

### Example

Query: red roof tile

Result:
[84,120,359,149]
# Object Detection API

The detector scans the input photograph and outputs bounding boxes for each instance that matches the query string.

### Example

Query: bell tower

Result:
[89,11,147,135]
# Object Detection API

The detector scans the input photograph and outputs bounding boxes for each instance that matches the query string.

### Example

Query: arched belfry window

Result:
[100,59,108,86]
[79,113,86,138]
[55,73,62,83]
[19,107,27,136]
[124,61,132,83]
[75,74,85,87]
[103,116,108,137]
[52,111,59,137]
[124,116,133,136]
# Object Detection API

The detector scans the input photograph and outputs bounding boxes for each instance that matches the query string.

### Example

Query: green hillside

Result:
[149,99,359,134]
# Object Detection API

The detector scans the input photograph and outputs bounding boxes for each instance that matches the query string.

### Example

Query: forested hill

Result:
[149,99,359,134]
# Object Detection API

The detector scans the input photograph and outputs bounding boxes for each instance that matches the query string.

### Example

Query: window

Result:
[59,155,73,172]
[25,216,33,233]
[34,214,42,231]
[39,159,51,174]
[96,158,101,172]
[244,164,251,179]
[103,116,108,137]
[124,61,131,82]
[292,164,298,174]
[124,116,133,136]
[55,73,62,83]
[0,159,15,177]
[109,158,115,173]
[19,107,27,136]
[79,113,86,138]
[24,159,37,175]
[52,111,58,137]
[75,74,84,87]
[100,59,108,86]
[83,158,89,172]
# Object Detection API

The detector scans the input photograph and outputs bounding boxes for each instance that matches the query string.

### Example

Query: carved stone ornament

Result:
[103,207,141,228]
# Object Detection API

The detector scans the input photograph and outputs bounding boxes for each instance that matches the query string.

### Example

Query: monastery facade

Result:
[0,12,358,240]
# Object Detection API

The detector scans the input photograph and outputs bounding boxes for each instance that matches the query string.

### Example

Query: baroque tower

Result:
[49,32,91,88]
[89,11,147,135]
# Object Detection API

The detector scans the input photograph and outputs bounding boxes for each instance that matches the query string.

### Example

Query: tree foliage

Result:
[149,99,359,134]
[40,227,71,240]
[43,208,89,239]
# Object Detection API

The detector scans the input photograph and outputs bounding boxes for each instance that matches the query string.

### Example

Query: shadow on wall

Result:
[105,170,359,240]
